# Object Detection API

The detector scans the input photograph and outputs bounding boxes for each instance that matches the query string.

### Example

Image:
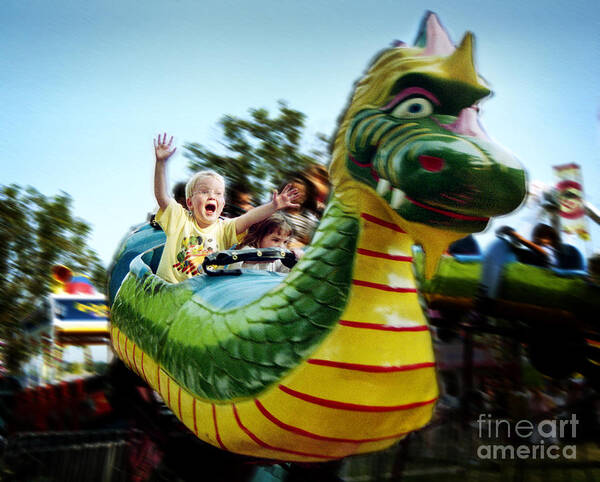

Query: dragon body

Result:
[109,13,526,462]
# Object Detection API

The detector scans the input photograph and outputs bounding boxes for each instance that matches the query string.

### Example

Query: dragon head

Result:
[330,12,527,259]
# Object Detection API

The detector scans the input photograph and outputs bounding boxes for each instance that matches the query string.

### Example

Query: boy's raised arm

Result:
[154,133,177,211]
[234,184,299,235]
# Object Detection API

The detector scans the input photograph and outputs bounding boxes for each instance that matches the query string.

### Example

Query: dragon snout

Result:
[376,138,527,231]
[345,108,527,230]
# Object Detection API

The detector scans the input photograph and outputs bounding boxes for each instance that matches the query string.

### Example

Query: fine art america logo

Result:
[476,413,578,460]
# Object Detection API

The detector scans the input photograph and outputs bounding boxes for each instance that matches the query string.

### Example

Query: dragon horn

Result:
[420,12,455,56]
[441,32,486,88]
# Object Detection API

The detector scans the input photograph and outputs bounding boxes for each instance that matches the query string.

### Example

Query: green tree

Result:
[0,185,106,374]
[184,100,329,204]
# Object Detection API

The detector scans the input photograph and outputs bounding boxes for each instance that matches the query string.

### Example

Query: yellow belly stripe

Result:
[341,285,427,325]
[256,384,435,441]
[217,402,340,461]
[284,363,437,407]
[235,400,359,459]
[308,323,434,366]
[354,249,415,286]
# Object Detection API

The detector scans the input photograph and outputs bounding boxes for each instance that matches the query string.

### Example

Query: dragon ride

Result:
[108,12,526,461]
[414,228,600,381]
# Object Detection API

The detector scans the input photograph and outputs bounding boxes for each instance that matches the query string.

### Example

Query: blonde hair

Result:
[185,170,226,200]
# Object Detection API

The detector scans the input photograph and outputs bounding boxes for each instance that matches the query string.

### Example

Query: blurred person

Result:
[528,387,555,420]
[172,181,188,209]
[587,252,600,284]
[528,387,558,443]
[481,385,495,413]
[306,163,330,217]
[280,173,319,249]
[498,223,559,267]
[438,372,460,413]
[530,223,560,266]
[564,379,599,442]
[223,186,254,218]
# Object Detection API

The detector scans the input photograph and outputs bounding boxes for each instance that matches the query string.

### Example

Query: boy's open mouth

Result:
[205,202,217,215]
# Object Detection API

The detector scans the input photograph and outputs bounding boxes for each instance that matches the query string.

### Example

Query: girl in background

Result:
[234,213,298,273]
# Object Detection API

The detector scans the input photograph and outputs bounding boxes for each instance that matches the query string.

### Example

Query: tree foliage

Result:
[184,100,329,203]
[0,185,106,373]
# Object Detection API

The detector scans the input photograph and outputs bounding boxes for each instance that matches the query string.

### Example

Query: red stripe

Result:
[357,248,412,262]
[279,385,437,412]
[118,331,127,362]
[360,213,406,233]
[140,352,148,384]
[254,399,410,443]
[167,377,171,407]
[115,329,124,363]
[212,404,227,450]
[232,405,335,460]
[112,326,119,354]
[349,154,372,168]
[307,359,435,373]
[178,387,182,420]
[370,167,380,182]
[132,344,139,375]
[339,320,429,332]
[193,399,198,436]
[405,196,489,221]
[352,279,417,293]
[124,337,132,368]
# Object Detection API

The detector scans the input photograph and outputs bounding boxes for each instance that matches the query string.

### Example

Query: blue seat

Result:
[108,222,166,304]
[557,244,585,270]
[480,238,516,299]
[448,234,481,256]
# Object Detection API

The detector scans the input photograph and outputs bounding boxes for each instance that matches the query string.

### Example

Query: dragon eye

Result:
[390,97,434,119]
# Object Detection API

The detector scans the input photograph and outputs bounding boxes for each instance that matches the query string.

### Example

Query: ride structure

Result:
[108,12,526,461]
[4,266,112,437]
[18,265,110,384]
[415,191,600,382]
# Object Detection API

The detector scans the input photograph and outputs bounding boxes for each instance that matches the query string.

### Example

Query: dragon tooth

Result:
[376,179,391,195]
[391,188,405,209]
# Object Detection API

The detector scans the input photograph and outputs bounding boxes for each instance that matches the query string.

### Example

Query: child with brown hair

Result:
[233,213,298,273]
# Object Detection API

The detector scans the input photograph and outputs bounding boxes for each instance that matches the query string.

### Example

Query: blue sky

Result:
[2,0,599,267]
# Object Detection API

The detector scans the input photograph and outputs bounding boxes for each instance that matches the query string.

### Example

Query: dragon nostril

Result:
[418,155,445,172]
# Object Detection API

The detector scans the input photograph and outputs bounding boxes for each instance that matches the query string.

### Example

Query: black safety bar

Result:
[202,247,297,276]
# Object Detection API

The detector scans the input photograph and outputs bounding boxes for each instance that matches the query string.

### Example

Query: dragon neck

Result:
[301,184,435,370]
[329,172,463,280]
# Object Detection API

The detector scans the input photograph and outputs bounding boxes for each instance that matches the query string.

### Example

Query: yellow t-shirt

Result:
[155,199,240,283]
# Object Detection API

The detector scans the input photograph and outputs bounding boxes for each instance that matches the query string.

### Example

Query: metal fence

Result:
[339,413,600,482]
[2,430,132,482]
